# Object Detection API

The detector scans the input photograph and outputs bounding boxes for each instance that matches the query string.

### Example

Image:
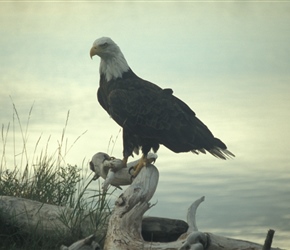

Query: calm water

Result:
[1,2,290,248]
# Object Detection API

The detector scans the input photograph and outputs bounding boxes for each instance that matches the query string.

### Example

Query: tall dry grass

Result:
[0,101,113,249]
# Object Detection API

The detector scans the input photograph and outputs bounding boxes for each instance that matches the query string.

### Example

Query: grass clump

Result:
[0,102,112,250]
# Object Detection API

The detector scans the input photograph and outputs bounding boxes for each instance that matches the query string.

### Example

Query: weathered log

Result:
[90,154,281,250]
[0,196,186,245]
[60,234,101,250]
[142,217,188,242]
[0,195,88,238]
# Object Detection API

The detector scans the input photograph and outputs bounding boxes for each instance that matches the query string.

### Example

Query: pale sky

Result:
[0,2,290,247]
[1,1,289,163]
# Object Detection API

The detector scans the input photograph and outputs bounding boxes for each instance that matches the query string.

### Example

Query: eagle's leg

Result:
[130,153,157,177]
[131,154,147,177]
[122,156,128,167]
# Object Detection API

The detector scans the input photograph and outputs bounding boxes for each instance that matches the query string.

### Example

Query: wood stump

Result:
[89,153,281,250]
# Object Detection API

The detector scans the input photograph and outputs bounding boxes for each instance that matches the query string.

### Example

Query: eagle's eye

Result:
[100,42,109,48]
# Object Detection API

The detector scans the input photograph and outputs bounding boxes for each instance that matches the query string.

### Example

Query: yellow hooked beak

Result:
[90,46,99,59]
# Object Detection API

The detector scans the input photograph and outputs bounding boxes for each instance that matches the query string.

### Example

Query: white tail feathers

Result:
[209,148,235,159]
[191,148,235,160]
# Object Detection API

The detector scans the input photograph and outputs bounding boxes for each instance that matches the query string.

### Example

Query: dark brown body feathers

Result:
[97,69,233,159]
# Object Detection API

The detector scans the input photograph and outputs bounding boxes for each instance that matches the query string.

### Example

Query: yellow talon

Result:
[131,155,149,177]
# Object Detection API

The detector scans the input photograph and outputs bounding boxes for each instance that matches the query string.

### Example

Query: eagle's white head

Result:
[90,37,130,81]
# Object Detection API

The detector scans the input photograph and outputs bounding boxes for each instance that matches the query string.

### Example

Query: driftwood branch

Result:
[89,152,157,191]
[60,235,101,250]
[90,153,281,250]
[263,229,275,250]
[103,163,159,250]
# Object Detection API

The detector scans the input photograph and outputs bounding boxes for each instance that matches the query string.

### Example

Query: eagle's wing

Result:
[108,80,179,134]
[107,79,216,152]
[108,77,233,159]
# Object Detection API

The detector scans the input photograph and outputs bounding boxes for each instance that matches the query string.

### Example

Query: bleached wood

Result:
[100,156,281,250]
[60,234,100,250]
[103,163,159,250]
[90,152,158,191]
[187,196,205,232]
[0,196,86,237]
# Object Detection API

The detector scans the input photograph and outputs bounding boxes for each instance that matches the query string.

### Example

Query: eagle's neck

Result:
[100,52,130,82]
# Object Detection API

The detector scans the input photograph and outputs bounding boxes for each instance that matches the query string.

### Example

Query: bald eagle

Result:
[90,37,234,176]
